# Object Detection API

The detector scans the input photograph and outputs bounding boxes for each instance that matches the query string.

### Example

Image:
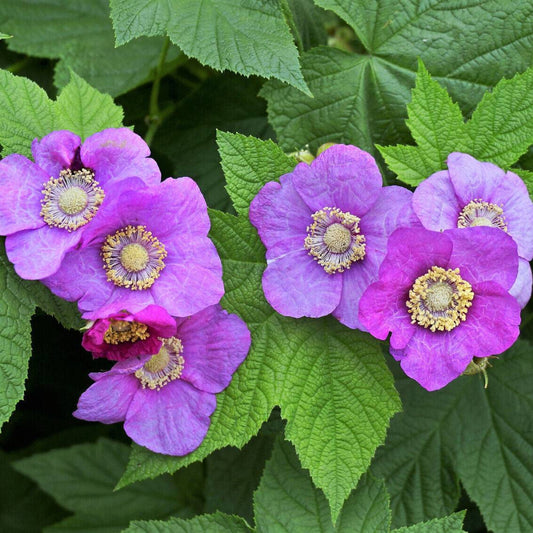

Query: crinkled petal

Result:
[124,381,216,456]
[178,306,251,393]
[510,258,532,308]
[80,286,156,320]
[0,154,47,234]
[262,248,341,317]
[74,374,137,423]
[446,227,518,290]
[412,170,462,230]
[6,225,81,280]
[134,305,177,338]
[31,131,80,177]
[249,176,310,249]
[292,145,382,216]
[80,128,160,186]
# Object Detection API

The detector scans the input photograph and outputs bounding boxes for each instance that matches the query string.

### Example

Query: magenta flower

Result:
[74,305,251,456]
[249,144,418,329]
[359,227,521,391]
[82,305,177,361]
[412,152,533,307]
[0,128,161,279]
[43,177,224,319]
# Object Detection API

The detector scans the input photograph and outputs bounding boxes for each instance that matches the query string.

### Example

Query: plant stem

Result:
[279,0,304,55]
[7,57,31,74]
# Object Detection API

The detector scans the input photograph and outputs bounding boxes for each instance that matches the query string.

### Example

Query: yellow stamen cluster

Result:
[457,199,507,231]
[101,225,167,290]
[103,319,150,344]
[41,168,104,231]
[406,266,474,332]
[135,337,184,390]
[304,207,366,274]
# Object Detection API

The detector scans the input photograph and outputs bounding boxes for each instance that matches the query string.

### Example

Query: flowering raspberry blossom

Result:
[74,305,251,456]
[249,144,418,329]
[359,226,521,391]
[43,177,224,319]
[0,128,161,279]
[82,305,177,361]
[412,152,533,307]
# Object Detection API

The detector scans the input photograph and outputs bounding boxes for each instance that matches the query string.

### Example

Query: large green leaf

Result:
[372,341,533,532]
[261,0,533,156]
[0,0,178,97]
[125,513,252,533]
[109,0,309,94]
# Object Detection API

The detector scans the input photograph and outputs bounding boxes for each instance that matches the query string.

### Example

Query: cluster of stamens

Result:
[406,266,474,332]
[457,199,507,231]
[101,225,167,290]
[40,168,104,231]
[103,319,150,344]
[135,337,184,390]
[304,207,366,274]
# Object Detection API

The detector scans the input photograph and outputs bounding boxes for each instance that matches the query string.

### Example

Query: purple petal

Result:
[124,381,216,456]
[80,286,155,320]
[446,227,518,290]
[262,248,342,317]
[80,128,161,186]
[74,374,137,423]
[6,225,81,280]
[178,306,251,393]
[510,258,532,308]
[134,305,177,338]
[412,170,461,230]
[292,145,382,216]
[0,155,47,234]
[249,176,310,250]
[32,131,81,177]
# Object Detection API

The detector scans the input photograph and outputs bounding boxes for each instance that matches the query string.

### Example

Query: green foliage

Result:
[13,438,203,531]
[109,0,310,95]
[372,341,533,532]
[125,513,252,533]
[380,63,533,186]
[392,513,466,533]
[0,0,178,97]
[261,0,533,156]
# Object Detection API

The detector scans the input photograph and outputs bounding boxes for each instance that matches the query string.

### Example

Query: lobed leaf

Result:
[124,513,252,533]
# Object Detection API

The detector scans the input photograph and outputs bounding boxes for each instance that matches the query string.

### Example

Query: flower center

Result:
[304,207,366,274]
[103,319,150,344]
[135,337,184,390]
[457,199,507,231]
[102,225,167,290]
[40,168,104,231]
[406,266,474,332]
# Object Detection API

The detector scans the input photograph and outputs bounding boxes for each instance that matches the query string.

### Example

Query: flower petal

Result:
[32,131,81,177]
[124,381,216,456]
[510,258,532,308]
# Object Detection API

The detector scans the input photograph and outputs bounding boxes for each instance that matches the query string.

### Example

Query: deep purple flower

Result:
[359,227,521,391]
[74,305,251,456]
[412,152,533,307]
[249,144,418,330]
[0,128,161,279]
[43,177,224,319]
[82,305,177,361]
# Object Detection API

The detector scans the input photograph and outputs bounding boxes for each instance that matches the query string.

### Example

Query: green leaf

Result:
[217,131,296,216]
[13,439,201,531]
[392,512,466,533]
[124,513,252,533]
[261,1,533,157]
[120,210,400,522]
[109,0,310,95]
[372,341,533,532]
[54,71,123,139]
[512,168,533,197]
[0,0,177,97]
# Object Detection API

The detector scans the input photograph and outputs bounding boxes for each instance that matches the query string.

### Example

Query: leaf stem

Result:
[279,0,304,55]
[7,57,31,74]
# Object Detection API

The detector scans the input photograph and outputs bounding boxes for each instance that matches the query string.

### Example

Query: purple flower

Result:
[43,177,224,319]
[359,227,521,391]
[249,144,418,329]
[74,305,251,456]
[0,128,161,279]
[82,305,177,361]
[412,152,533,307]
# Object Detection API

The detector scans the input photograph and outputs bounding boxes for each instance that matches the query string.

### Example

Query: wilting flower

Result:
[249,144,418,329]
[412,152,533,306]
[359,227,521,391]
[43,176,224,319]
[82,305,177,361]
[0,128,161,279]
[75,305,251,456]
